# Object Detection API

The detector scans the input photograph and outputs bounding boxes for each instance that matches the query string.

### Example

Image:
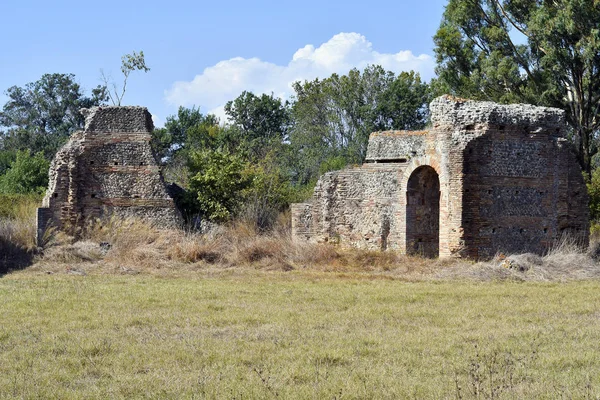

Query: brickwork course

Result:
[291,95,589,259]
[37,106,182,243]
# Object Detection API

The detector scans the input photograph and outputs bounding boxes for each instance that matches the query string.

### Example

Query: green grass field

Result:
[2,270,600,399]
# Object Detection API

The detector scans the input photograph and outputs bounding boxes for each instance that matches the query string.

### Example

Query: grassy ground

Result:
[3,203,600,397]
[2,271,600,399]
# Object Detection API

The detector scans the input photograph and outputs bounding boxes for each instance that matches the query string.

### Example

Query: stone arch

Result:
[405,165,440,257]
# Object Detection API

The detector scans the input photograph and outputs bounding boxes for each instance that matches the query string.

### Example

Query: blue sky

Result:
[0,0,448,127]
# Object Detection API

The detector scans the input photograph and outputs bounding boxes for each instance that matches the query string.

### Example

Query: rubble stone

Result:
[291,96,589,259]
[37,106,182,243]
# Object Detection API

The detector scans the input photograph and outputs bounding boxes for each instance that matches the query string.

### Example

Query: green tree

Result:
[150,106,214,162]
[434,0,600,174]
[0,150,16,176]
[376,71,431,131]
[238,151,299,231]
[151,107,223,189]
[0,150,50,194]
[0,73,108,157]
[224,91,290,160]
[187,149,254,222]
[290,66,431,184]
[101,50,150,106]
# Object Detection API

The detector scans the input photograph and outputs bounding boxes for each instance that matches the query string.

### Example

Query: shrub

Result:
[188,149,254,222]
[587,168,600,223]
[0,150,49,194]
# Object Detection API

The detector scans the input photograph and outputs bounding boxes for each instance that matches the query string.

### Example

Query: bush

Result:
[588,168,600,221]
[188,149,254,222]
[0,150,49,194]
[239,154,300,231]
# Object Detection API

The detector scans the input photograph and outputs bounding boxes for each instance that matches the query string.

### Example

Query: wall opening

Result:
[406,166,440,258]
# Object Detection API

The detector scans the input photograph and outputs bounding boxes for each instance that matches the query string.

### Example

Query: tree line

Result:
[0,67,431,230]
[1,0,599,227]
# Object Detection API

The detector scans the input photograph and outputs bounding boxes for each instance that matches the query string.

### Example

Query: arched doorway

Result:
[406,166,440,258]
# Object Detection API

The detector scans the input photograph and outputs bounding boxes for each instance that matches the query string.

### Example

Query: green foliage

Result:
[102,50,150,106]
[152,106,222,165]
[290,66,431,184]
[164,106,207,151]
[0,150,50,194]
[0,73,108,158]
[588,168,600,223]
[186,146,299,229]
[160,67,431,228]
[188,149,254,222]
[0,150,16,176]
[0,193,42,219]
[434,0,600,174]
[239,154,300,231]
[149,127,172,163]
[318,155,349,176]
[224,91,290,160]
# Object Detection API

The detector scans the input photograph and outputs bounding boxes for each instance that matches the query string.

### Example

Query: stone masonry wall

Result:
[37,106,182,242]
[292,164,407,250]
[291,95,589,259]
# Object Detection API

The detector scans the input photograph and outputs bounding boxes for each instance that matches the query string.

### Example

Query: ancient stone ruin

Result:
[37,106,182,243]
[291,96,589,259]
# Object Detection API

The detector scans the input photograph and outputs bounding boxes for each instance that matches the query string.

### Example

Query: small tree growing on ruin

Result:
[101,51,150,106]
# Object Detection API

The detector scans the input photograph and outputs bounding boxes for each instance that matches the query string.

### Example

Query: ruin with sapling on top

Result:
[36,106,182,243]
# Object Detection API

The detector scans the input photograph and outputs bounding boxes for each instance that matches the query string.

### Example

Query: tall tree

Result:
[224,91,291,160]
[290,66,430,184]
[151,106,217,162]
[434,0,600,174]
[151,106,222,189]
[0,73,108,157]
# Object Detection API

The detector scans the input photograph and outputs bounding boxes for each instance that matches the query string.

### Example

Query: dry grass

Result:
[2,275,600,398]
[27,216,598,282]
[0,195,38,250]
[0,207,593,281]
[439,235,600,282]
[0,195,39,272]
[33,217,470,278]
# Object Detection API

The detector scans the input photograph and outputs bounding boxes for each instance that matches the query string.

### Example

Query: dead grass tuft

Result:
[0,197,39,272]
[439,235,600,282]
[166,235,222,264]
[42,240,104,264]
[11,216,596,281]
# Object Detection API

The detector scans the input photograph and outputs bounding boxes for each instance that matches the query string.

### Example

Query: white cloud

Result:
[165,32,435,119]
[151,113,163,129]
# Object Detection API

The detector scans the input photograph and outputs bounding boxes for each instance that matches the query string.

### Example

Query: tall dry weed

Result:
[0,195,39,271]
[0,194,39,250]
[41,216,429,274]
[33,214,600,281]
[439,233,600,281]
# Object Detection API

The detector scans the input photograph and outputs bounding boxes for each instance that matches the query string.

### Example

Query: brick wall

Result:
[37,106,182,241]
[291,96,589,259]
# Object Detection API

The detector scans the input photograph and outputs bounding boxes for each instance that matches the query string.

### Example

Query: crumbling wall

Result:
[292,164,406,250]
[37,106,182,242]
[430,96,589,258]
[292,131,433,251]
[292,96,589,259]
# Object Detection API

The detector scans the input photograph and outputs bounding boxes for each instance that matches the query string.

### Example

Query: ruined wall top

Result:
[430,95,565,130]
[365,131,427,162]
[81,106,154,133]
